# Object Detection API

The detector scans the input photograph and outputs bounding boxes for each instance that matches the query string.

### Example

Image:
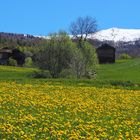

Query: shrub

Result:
[120,53,132,59]
[24,57,33,67]
[83,70,97,79]
[59,69,75,78]
[32,70,52,78]
[8,58,17,66]
[70,42,98,79]
[110,80,134,87]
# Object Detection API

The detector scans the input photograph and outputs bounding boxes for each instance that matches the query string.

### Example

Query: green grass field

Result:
[97,58,140,82]
[0,58,139,89]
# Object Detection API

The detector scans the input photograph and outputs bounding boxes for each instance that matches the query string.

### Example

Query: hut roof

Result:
[97,44,115,50]
[0,49,12,53]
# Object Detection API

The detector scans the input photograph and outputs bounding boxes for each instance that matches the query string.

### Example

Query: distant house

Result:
[96,44,115,64]
[0,48,25,66]
[0,48,12,65]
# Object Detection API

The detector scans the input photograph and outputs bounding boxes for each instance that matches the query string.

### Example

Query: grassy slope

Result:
[0,66,34,81]
[97,58,140,82]
[0,58,139,89]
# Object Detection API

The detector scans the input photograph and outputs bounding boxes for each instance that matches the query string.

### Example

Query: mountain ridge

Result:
[36,27,140,43]
[1,27,140,43]
[88,27,140,42]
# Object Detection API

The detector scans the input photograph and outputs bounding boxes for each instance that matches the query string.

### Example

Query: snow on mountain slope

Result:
[35,28,140,43]
[88,28,140,42]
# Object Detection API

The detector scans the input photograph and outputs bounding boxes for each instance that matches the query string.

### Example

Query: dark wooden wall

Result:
[96,44,115,64]
[0,48,25,66]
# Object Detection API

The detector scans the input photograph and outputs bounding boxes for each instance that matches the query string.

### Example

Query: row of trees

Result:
[34,16,98,78]
[0,32,43,48]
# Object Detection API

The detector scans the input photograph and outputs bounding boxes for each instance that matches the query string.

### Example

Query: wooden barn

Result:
[0,48,25,66]
[96,44,115,64]
[0,48,12,65]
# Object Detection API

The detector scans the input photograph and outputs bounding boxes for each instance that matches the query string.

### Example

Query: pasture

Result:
[0,58,140,139]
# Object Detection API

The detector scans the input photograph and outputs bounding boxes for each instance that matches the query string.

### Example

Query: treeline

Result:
[0,32,43,48]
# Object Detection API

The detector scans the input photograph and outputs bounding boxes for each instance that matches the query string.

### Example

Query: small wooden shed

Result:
[0,48,12,65]
[0,48,25,66]
[96,44,115,64]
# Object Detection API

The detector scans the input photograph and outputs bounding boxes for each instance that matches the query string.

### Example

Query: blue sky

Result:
[0,0,140,35]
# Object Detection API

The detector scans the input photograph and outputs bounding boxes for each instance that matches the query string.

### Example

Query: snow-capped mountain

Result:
[88,28,140,42]
[37,27,140,43]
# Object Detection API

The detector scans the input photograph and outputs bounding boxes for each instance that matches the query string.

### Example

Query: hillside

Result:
[0,32,43,48]
[97,58,140,83]
[89,28,140,42]
[0,66,34,81]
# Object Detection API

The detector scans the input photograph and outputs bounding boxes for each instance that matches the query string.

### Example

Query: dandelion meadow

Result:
[0,82,139,139]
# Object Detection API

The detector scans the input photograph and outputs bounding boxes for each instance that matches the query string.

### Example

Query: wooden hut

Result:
[0,48,25,66]
[96,44,115,64]
[0,48,12,65]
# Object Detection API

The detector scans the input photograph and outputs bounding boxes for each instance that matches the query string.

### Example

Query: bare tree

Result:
[70,16,97,47]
